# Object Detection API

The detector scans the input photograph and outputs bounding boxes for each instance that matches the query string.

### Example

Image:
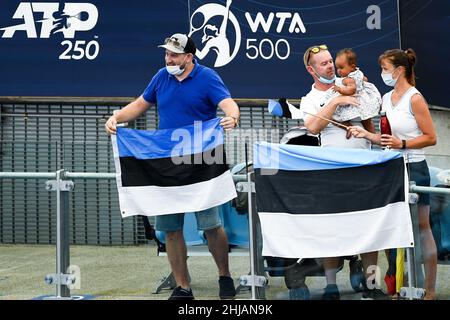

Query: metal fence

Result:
[1,169,449,300]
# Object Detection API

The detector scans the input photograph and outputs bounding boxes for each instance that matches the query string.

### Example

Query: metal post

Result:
[237,173,267,299]
[56,169,70,298]
[250,188,267,300]
[247,172,256,300]
[43,169,75,299]
[406,248,415,300]
[400,183,426,299]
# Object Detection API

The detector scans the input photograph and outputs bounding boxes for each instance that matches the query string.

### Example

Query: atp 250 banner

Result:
[0,0,399,98]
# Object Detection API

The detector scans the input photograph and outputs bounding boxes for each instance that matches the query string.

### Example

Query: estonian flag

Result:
[111,118,237,217]
[254,142,414,259]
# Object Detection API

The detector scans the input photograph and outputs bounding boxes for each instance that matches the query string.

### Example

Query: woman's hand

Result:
[380,134,402,149]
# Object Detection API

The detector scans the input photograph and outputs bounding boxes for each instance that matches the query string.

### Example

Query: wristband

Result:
[230,116,239,127]
[401,139,407,149]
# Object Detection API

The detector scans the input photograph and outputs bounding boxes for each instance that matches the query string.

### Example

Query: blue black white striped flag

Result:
[111,118,237,217]
[254,142,414,259]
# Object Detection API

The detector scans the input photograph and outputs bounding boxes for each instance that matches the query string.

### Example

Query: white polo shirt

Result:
[300,85,371,149]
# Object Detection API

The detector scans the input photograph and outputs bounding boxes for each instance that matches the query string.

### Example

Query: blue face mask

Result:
[311,66,336,84]
[381,67,400,87]
[318,75,336,84]
[381,70,398,87]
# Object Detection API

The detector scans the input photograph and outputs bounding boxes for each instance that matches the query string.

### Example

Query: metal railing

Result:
[0,170,246,299]
[0,170,449,299]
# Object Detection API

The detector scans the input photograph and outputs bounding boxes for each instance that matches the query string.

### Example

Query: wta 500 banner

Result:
[0,0,399,98]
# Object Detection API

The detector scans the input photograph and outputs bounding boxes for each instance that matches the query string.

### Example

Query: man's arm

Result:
[105,95,153,134]
[218,97,240,130]
[304,95,358,135]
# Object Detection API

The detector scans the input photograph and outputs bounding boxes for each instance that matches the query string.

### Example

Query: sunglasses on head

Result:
[305,44,328,66]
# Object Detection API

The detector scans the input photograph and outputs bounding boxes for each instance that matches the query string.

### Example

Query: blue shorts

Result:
[155,206,222,232]
[407,160,431,206]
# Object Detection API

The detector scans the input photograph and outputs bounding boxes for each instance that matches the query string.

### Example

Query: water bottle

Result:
[379,111,392,150]
[379,111,392,135]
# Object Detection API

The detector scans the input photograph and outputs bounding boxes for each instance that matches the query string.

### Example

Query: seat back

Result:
[429,166,450,260]
[220,202,249,247]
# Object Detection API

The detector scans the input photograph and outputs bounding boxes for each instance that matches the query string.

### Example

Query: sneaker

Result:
[168,286,194,300]
[289,285,310,300]
[361,288,390,300]
[218,276,236,300]
[322,284,340,300]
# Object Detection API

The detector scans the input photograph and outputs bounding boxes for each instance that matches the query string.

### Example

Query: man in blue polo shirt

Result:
[105,33,240,300]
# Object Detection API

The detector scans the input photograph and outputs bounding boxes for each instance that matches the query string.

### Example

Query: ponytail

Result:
[404,48,416,86]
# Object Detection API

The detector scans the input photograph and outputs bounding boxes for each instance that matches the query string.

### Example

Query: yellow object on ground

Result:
[396,248,405,293]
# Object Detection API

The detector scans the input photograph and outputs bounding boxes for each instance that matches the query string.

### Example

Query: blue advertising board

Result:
[0,0,400,99]
[400,0,449,108]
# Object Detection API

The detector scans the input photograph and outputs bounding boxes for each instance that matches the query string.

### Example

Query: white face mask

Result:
[166,57,187,76]
[166,65,184,76]
[381,68,398,87]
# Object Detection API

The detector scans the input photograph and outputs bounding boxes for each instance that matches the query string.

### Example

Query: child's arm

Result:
[361,119,375,133]
[333,77,356,95]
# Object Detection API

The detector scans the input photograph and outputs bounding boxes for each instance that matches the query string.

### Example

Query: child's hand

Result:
[332,85,342,94]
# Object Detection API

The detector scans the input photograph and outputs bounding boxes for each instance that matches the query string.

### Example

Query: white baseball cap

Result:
[158,33,197,54]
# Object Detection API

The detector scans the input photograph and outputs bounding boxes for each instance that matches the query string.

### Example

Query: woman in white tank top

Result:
[349,48,438,300]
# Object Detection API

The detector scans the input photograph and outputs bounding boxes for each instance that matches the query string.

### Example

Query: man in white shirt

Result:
[301,45,370,149]
[300,44,387,300]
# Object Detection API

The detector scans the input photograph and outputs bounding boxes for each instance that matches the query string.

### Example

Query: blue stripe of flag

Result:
[254,142,402,171]
[117,118,224,159]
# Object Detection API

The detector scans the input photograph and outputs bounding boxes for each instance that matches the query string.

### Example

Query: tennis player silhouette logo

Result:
[189,0,241,67]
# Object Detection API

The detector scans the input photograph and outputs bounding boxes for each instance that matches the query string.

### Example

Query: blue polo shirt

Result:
[142,61,231,129]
